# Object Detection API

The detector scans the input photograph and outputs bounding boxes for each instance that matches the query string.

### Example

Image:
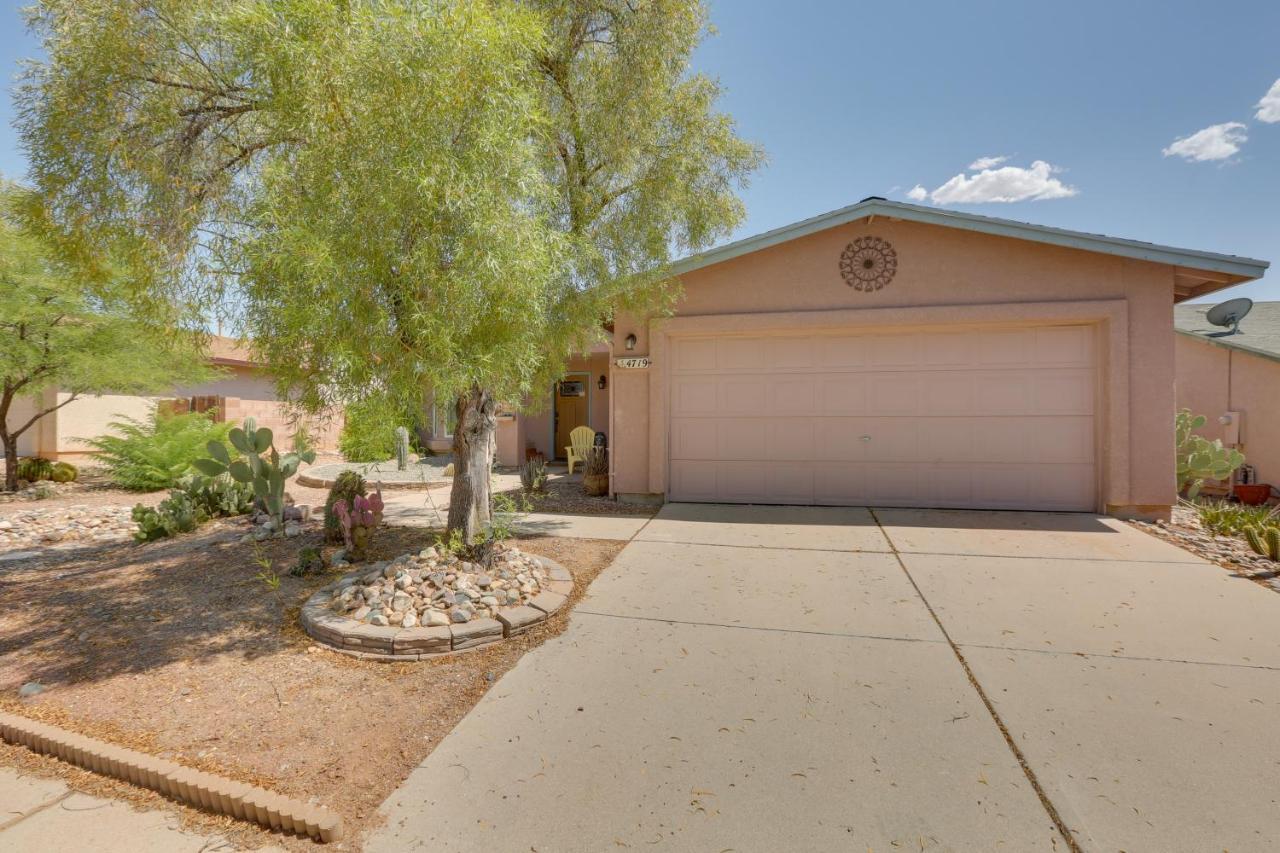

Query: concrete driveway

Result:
[368,504,1280,852]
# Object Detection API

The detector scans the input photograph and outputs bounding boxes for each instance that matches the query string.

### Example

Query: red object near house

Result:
[1233,483,1272,506]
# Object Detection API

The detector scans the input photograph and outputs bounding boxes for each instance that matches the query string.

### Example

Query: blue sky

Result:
[2,0,1276,301]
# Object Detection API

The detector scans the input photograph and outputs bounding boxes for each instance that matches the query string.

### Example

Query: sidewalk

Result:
[0,767,282,852]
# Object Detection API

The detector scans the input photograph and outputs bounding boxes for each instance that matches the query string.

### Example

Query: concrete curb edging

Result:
[0,711,343,842]
[300,556,575,661]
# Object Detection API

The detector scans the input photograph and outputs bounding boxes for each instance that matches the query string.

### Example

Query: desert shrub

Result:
[324,470,367,544]
[1192,499,1279,537]
[15,456,54,482]
[85,409,236,491]
[338,398,428,462]
[291,423,315,456]
[49,461,77,483]
[290,545,325,577]
[520,457,548,493]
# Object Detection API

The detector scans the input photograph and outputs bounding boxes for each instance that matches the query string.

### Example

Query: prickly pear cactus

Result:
[192,416,315,529]
[1175,409,1244,498]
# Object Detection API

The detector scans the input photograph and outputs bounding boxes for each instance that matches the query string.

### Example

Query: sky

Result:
[1,0,1276,302]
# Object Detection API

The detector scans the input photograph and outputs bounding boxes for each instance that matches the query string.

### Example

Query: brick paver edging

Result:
[0,711,343,842]
[300,555,575,661]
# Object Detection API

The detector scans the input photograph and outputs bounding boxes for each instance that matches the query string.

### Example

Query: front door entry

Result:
[554,376,589,460]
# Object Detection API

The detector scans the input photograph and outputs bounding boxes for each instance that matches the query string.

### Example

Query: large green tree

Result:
[0,184,210,490]
[18,0,760,539]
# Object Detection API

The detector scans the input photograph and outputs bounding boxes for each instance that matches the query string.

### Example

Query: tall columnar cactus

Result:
[1175,409,1245,499]
[1244,525,1280,562]
[333,488,384,561]
[192,417,315,529]
[395,426,410,471]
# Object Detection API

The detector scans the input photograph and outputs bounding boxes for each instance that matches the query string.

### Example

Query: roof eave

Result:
[672,199,1270,285]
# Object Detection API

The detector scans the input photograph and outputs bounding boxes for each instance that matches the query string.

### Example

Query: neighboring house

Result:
[493,198,1267,520]
[1175,302,1280,494]
[8,335,342,461]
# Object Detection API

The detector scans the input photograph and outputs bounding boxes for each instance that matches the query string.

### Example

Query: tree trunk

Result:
[1,434,16,492]
[446,386,497,543]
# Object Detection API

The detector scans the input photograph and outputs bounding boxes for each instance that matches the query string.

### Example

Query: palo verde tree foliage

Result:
[18,0,761,539]
[0,183,209,491]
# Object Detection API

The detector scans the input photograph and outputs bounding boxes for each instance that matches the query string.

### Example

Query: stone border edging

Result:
[0,711,343,842]
[295,473,447,490]
[300,555,575,661]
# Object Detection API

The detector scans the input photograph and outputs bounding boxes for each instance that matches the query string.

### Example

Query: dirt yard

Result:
[0,517,624,850]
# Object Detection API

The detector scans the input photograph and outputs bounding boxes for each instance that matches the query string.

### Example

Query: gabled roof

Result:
[1175,302,1280,364]
[672,197,1269,300]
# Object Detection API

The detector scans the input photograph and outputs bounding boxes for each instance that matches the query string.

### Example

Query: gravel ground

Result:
[1129,502,1280,594]
[0,520,624,850]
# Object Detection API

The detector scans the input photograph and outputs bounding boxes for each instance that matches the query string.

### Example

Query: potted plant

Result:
[1233,483,1273,506]
[582,447,609,497]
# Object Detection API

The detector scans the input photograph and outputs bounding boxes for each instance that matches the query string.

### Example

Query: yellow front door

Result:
[554,379,588,459]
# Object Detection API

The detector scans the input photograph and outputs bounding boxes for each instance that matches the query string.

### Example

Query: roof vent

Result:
[1205,297,1253,337]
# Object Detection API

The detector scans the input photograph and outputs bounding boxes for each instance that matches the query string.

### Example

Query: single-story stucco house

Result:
[484,198,1268,520]
[8,335,343,462]
[1175,301,1280,497]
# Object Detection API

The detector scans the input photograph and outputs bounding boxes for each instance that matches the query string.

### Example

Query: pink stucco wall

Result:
[609,216,1181,517]
[1176,333,1280,489]
[501,352,610,466]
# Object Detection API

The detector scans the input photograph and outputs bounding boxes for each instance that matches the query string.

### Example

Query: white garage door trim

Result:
[666,324,1099,511]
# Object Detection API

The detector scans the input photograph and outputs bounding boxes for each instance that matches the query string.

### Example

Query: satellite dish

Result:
[1204,297,1253,337]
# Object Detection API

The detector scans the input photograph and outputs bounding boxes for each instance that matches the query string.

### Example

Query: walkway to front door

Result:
[368,503,1280,851]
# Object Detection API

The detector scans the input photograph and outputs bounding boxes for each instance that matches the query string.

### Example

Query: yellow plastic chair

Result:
[565,426,596,474]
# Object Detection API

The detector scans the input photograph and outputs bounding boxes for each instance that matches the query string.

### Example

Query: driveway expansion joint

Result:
[869,508,1084,853]
[0,789,73,833]
[576,608,947,645]
[956,641,1280,672]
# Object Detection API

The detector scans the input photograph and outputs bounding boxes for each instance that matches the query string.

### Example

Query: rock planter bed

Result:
[301,544,574,659]
[1130,503,1280,594]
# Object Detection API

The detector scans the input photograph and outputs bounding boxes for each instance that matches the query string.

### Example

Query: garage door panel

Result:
[668,326,1097,511]
[770,377,817,414]
[819,376,868,414]
[1033,371,1094,414]
[815,419,871,461]
[671,418,718,460]
[672,378,720,415]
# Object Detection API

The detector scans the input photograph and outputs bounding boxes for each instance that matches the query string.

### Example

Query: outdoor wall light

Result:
[598,375,607,390]
[625,333,637,350]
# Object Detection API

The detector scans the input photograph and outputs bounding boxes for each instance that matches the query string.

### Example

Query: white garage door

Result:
[668,325,1097,511]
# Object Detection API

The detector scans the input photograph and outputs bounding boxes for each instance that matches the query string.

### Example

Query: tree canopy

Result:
[0,183,211,489]
[17,0,762,534]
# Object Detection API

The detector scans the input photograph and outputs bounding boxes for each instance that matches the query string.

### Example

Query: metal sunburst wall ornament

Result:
[839,236,898,291]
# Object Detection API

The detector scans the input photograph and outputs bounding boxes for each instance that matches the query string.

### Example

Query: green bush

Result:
[49,461,77,483]
[86,410,236,491]
[15,456,54,482]
[338,398,428,462]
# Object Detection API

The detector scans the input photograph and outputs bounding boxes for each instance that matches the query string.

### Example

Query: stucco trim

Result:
[648,299,1131,512]
[671,198,1268,284]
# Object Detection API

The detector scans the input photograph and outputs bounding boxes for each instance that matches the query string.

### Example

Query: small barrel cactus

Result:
[16,456,54,482]
[1244,525,1280,562]
[49,461,78,483]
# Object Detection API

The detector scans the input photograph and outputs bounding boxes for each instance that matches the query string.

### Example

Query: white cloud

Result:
[1256,79,1280,123]
[1162,122,1248,162]
[905,184,929,202]
[967,155,1008,170]
[927,160,1078,205]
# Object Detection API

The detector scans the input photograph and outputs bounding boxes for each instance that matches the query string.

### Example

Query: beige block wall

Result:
[1176,334,1280,488]
[609,217,1179,514]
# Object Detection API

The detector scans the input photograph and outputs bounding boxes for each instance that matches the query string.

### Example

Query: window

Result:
[432,403,457,439]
